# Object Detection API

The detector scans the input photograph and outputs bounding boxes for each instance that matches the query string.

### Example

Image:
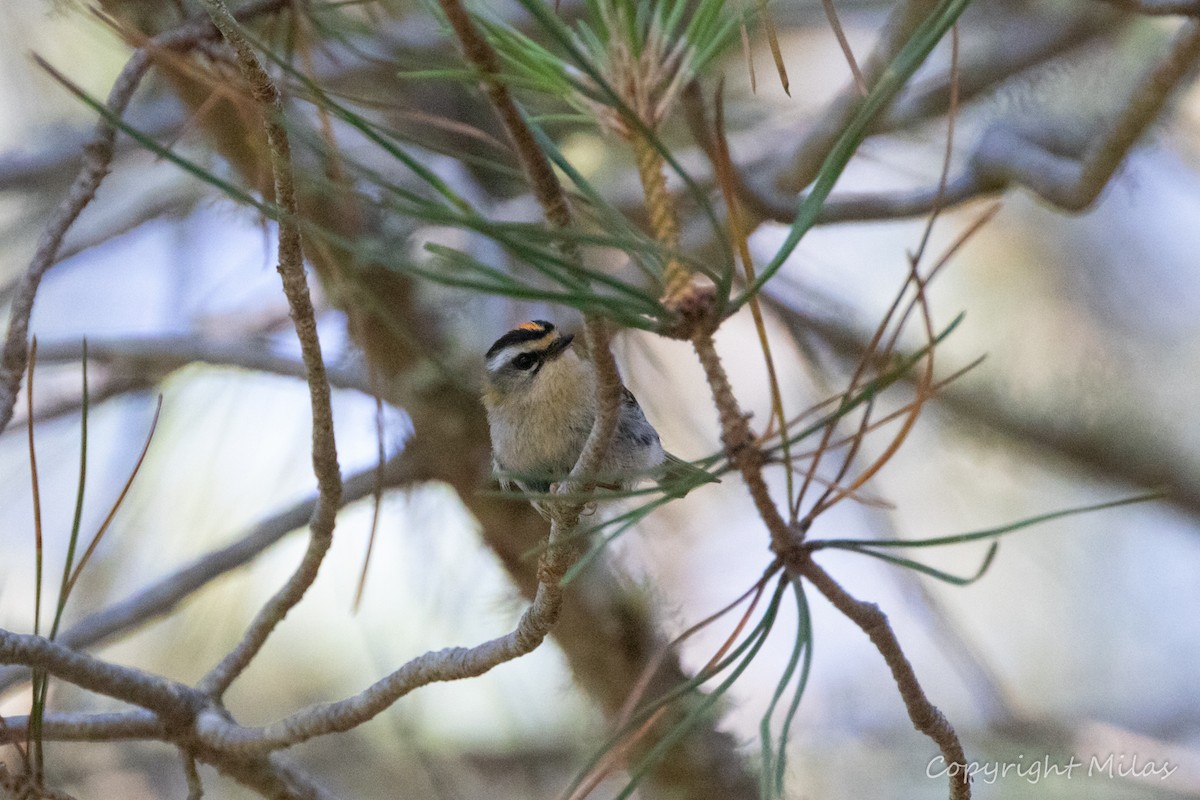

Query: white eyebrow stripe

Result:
[486,351,512,373]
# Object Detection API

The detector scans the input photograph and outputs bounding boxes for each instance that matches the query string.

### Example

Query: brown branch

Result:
[691,330,794,551]
[652,13,972,794]
[819,0,868,95]
[181,749,203,800]
[688,315,970,798]
[794,553,971,800]
[195,0,343,700]
[435,0,572,232]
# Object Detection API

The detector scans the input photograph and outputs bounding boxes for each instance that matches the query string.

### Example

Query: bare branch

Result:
[1097,0,1200,14]
[0,630,201,724]
[795,554,970,800]
[194,572,581,754]
[0,49,151,437]
[877,11,1113,131]
[181,748,203,800]
[0,711,163,743]
[0,0,290,439]
[745,18,1200,223]
[195,0,343,700]
[29,335,372,394]
[0,455,412,696]
[973,19,1200,210]
[687,313,970,798]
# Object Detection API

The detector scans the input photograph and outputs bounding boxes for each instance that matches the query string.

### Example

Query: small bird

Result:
[481,320,714,501]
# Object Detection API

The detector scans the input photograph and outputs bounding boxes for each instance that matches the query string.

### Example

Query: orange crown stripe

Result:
[517,321,544,331]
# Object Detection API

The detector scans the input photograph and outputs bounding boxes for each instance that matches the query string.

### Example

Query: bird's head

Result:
[482,320,579,406]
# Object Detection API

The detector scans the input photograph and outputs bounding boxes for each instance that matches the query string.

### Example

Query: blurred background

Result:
[1,0,1199,798]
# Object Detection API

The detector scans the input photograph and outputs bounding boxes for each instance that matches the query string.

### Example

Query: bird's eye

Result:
[512,353,537,371]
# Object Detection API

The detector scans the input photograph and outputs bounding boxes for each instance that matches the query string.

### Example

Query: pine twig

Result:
[688,316,971,799]
[794,554,971,800]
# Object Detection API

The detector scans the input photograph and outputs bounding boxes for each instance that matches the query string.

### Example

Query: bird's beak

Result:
[544,333,574,360]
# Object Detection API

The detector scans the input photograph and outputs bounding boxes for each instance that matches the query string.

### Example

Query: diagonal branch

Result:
[0,455,413,697]
[0,0,289,439]
[971,18,1200,211]
[795,553,971,800]
[193,586,582,753]
[745,18,1200,223]
[0,50,151,439]
[432,0,623,508]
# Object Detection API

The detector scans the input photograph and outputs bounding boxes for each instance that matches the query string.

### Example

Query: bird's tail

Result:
[658,453,720,498]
